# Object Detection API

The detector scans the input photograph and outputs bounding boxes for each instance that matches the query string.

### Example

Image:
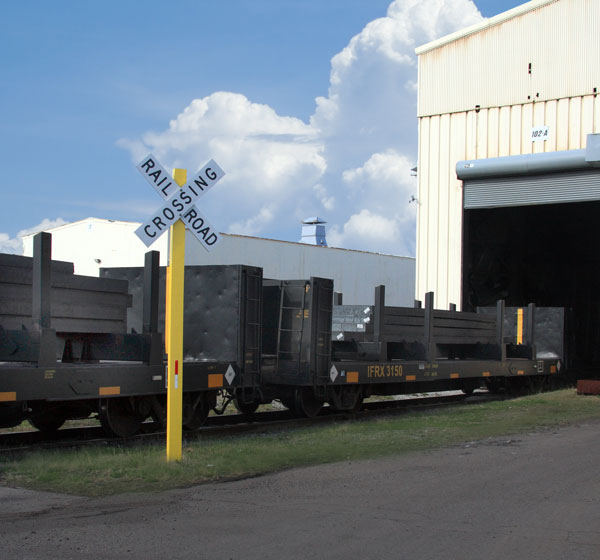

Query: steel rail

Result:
[0,391,500,455]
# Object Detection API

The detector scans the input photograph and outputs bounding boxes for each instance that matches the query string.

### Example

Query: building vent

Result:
[300,217,327,246]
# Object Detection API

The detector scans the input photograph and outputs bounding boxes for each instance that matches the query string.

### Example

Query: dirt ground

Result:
[1,419,599,560]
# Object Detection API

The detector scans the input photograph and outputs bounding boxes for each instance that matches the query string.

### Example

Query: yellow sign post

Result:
[166,168,186,462]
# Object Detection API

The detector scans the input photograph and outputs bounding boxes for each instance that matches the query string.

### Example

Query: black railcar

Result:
[0,233,261,436]
[0,233,561,436]
[254,281,560,416]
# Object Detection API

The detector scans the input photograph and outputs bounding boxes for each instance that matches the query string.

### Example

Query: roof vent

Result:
[300,217,327,247]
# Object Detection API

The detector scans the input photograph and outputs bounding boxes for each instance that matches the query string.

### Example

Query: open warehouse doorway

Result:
[458,136,600,374]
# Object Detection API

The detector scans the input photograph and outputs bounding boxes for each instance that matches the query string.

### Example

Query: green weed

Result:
[0,390,598,497]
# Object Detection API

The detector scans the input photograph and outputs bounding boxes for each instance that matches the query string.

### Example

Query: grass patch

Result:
[1,389,599,497]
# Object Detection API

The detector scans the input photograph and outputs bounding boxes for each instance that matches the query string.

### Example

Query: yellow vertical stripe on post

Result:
[517,308,524,345]
[165,266,171,354]
[166,168,186,462]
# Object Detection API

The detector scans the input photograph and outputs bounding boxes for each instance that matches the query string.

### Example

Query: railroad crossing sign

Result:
[133,154,225,462]
[134,154,225,251]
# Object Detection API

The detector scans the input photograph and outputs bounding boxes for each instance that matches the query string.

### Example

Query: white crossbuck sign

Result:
[134,154,225,251]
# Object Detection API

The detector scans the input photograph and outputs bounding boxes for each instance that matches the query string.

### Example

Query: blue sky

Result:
[0,0,524,255]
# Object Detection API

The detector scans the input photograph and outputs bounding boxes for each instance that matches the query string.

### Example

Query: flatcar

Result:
[0,233,561,437]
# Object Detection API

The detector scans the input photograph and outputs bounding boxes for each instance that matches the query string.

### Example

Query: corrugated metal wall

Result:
[185,232,416,306]
[417,0,599,117]
[416,0,600,309]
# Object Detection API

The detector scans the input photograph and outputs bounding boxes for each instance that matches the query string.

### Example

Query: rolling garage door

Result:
[458,135,600,209]
[463,168,600,209]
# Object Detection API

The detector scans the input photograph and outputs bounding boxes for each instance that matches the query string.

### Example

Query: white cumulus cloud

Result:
[333,149,417,254]
[117,91,326,239]
[0,218,68,255]
[229,207,275,237]
[329,209,400,247]
[118,0,483,256]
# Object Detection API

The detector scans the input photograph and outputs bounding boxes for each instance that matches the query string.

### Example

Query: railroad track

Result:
[0,391,499,455]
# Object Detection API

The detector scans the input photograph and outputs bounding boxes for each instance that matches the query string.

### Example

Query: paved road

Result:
[1,420,599,560]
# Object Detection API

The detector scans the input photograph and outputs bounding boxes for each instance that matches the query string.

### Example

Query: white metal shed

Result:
[415,0,600,309]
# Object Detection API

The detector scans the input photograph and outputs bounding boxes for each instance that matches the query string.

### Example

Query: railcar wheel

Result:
[329,386,363,412]
[234,388,260,416]
[234,398,259,416]
[484,378,506,394]
[507,377,530,396]
[294,387,323,418]
[280,397,297,412]
[150,395,167,429]
[350,393,364,412]
[183,391,217,431]
[0,403,24,429]
[29,410,68,433]
[527,375,548,394]
[182,392,210,431]
[99,398,144,438]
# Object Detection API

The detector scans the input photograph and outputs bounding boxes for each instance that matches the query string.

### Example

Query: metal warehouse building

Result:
[415,0,600,368]
[22,218,415,306]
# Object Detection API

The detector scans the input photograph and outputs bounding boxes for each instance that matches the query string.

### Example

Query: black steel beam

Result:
[32,232,51,330]
[143,251,160,334]
[142,251,163,365]
[374,285,387,361]
[424,291,435,360]
[526,303,537,360]
[526,303,536,346]
[32,232,56,366]
[496,299,507,361]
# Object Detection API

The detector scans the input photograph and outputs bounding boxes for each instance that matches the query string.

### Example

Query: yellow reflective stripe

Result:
[517,308,524,345]
[406,375,416,381]
[208,374,223,388]
[482,371,491,377]
[0,391,16,402]
[99,386,120,396]
[346,371,359,383]
[450,373,459,379]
